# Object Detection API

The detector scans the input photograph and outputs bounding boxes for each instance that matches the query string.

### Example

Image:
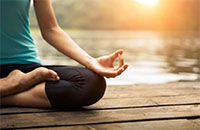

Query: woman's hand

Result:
[87,50,128,78]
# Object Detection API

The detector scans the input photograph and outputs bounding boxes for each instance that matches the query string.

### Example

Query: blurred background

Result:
[30,0,200,85]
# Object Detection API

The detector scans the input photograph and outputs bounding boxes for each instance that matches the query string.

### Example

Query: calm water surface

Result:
[31,30,200,85]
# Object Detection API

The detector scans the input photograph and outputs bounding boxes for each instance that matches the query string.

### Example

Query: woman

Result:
[0,0,128,109]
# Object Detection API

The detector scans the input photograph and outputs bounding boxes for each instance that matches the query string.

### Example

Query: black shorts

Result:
[0,64,106,109]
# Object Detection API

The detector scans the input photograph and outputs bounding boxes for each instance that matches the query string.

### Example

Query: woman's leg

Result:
[0,82,51,108]
[0,67,59,97]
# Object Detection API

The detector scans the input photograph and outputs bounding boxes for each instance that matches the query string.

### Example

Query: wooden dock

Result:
[1,82,200,130]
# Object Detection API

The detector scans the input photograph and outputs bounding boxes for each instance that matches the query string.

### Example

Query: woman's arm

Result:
[34,0,92,66]
[33,0,128,78]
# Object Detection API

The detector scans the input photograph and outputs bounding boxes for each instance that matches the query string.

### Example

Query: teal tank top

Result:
[0,0,41,65]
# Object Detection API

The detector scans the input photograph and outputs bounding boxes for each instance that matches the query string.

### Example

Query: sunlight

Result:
[134,0,159,6]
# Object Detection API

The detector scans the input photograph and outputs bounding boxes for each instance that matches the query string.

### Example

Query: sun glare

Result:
[134,0,159,6]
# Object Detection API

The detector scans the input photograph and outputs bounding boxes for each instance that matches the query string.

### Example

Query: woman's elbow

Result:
[40,26,61,41]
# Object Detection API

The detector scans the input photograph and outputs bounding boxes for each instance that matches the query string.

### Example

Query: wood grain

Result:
[28,119,200,130]
[1,105,200,129]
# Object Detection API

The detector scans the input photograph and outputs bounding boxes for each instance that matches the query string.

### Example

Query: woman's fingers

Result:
[113,53,124,71]
[110,49,123,61]
[102,64,128,78]
[118,53,124,67]
[116,64,128,75]
[99,69,120,78]
[99,71,116,78]
[116,53,124,70]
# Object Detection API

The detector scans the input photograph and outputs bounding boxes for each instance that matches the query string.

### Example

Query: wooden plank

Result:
[192,119,200,128]
[1,95,199,115]
[0,107,54,115]
[110,81,200,89]
[104,82,200,98]
[107,82,200,90]
[103,89,200,99]
[92,95,200,109]
[1,105,200,129]
[28,119,200,130]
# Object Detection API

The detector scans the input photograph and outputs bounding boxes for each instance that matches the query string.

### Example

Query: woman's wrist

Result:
[84,57,96,69]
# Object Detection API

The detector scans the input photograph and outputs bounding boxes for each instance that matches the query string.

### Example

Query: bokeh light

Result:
[134,0,159,6]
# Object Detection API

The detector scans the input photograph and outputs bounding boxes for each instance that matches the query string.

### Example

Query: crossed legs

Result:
[0,66,106,109]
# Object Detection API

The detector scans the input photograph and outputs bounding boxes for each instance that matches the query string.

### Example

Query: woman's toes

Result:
[34,67,58,81]
[48,70,60,81]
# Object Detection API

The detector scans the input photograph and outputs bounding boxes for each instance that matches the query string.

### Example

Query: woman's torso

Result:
[0,0,41,65]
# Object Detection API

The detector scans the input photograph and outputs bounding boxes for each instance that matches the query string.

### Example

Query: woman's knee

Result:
[45,67,107,109]
[79,68,107,106]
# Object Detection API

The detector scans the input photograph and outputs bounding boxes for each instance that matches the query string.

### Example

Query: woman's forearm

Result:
[42,27,93,67]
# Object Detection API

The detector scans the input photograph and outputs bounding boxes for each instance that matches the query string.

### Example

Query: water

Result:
[31,30,200,85]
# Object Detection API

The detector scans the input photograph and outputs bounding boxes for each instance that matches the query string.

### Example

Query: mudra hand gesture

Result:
[87,49,128,78]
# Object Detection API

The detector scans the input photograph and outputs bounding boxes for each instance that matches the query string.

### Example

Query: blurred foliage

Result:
[30,0,199,30]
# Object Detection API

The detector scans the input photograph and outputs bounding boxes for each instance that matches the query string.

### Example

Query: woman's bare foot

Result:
[0,67,59,97]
